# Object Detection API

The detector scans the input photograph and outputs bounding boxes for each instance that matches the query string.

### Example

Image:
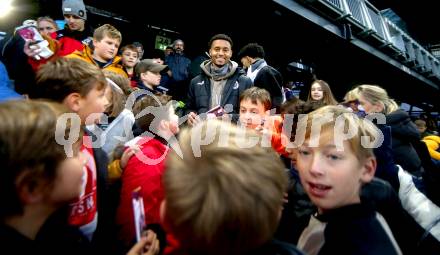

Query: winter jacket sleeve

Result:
[108,159,123,182]
[185,77,197,115]
[254,66,283,97]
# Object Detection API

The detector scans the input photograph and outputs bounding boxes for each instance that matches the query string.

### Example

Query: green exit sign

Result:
[155,35,172,50]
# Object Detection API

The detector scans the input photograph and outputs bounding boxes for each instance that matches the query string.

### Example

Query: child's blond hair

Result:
[355,84,399,114]
[304,105,380,162]
[164,120,288,255]
[93,24,122,42]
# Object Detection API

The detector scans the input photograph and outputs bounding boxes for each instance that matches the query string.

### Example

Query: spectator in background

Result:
[419,113,439,136]
[165,39,191,101]
[151,48,165,64]
[415,119,432,138]
[120,44,139,83]
[355,84,423,175]
[164,46,173,57]
[56,0,92,56]
[37,16,59,36]
[306,79,338,106]
[151,48,171,91]
[238,43,284,111]
[132,41,144,60]
[135,59,168,94]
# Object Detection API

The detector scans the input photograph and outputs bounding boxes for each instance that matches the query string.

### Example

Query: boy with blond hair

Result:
[162,120,303,255]
[296,106,401,254]
[67,24,127,77]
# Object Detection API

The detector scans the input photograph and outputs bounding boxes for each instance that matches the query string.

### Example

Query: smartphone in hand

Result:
[207,105,224,117]
[16,24,53,59]
[132,187,147,242]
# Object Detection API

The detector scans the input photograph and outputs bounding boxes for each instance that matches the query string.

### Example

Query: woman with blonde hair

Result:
[37,16,59,36]
[355,84,423,174]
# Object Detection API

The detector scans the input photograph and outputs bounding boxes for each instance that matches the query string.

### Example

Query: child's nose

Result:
[309,156,325,176]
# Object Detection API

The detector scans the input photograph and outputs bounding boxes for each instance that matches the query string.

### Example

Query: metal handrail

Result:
[316,0,438,77]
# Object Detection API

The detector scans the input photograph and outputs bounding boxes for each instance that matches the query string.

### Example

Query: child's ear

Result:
[16,172,46,205]
[360,157,377,183]
[63,93,82,112]
[159,119,169,132]
[92,39,98,49]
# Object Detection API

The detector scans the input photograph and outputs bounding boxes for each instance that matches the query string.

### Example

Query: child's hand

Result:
[120,145,141,169]
[126,230,160,255]
[254,116,267,133]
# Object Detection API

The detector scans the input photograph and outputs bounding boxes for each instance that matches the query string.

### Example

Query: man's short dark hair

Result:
[132,41,143,50]
[151,49,165,60]
[208,34,233,49]
[237,43,265,59]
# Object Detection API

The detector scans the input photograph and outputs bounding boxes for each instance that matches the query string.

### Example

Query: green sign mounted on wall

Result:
[155,35,172,50]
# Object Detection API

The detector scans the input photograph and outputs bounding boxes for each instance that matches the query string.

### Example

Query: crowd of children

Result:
[1,1,440,254]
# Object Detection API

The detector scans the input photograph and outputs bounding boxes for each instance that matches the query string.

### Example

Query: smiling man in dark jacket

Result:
[186,34,253,126]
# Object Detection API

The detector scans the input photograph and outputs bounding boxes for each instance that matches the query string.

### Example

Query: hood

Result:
[200,60,238,81]
[386,109,421,141]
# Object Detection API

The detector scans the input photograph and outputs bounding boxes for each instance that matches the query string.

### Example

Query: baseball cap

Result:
[135,59,168,75]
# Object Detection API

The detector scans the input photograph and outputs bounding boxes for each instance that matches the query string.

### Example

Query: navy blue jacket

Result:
[186,67,253,115]
[165,53,191,82]
[317,203,401,255]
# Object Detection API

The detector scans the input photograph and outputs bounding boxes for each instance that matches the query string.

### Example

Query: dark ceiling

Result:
[3,0,438,46]
[1,0,439,109]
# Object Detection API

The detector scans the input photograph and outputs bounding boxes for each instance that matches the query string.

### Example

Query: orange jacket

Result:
[66,45,128,78]
[260,115,289,157]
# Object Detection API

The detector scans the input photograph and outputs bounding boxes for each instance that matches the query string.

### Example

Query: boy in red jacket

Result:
[116,93,179,247]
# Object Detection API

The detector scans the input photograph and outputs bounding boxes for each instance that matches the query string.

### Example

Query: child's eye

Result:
[298,149,310,156]
[326,154,341,160]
